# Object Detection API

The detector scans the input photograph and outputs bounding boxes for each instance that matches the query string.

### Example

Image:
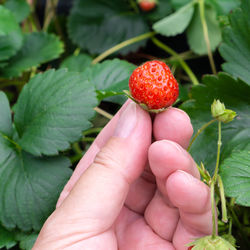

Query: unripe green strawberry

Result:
[211,99,236,123]
[128,60,179,112]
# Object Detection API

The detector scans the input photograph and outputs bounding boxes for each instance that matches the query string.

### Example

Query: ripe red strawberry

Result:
[187,246,194,250]
[128,60,179,112]
[138,0,157,12]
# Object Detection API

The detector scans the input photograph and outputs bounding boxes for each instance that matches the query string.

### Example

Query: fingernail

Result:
[114,102,137,138]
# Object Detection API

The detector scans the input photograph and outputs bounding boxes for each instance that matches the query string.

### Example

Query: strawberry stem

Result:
[211,121,223,238]
[210,181,217,239]
[198,0,217,75]
[213,121,221,182]
[218,175,228,223]
[187,119,217,151]
[94,107,113,120]
[92,32,156,64]
[151,37,199,86]
[83,127,103,136]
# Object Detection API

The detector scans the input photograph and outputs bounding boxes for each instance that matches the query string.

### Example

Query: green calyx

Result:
[211,99,236,123]
[123,90,168,113]
[187,235,236,250]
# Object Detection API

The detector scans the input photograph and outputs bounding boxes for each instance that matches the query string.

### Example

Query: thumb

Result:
[39,103,151,240]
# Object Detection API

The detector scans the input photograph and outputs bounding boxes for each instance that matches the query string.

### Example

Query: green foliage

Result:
[0,150,72,231]
[155,1,222,54]
[181,73,250,174]
[87,59,136,104]
[60,53,92,72]
[171,0,191,10]
[0,225,38,250]
[219,0,250,85]
[208,0,240,15]
[187,4,221,55]
[153,1,194,36]
[14,69,97,156]
[4,0,31,22]
[0,5,23,62]
[220,150,250,206]
[0,91,73,231]
[67,0,149,54]
[17,232,38,250]
[1,32,64,77]
[0,92,13,137]
[0,224,17,249]
[145,0,172,22]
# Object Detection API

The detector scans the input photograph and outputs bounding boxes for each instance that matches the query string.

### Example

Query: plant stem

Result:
[82,137,95,142]
[0,132,22,152]
[92,32,155,64]
[217,175,228,223]
[198,0,217,74]
[213,121,221,181]
[94,107,113,120]
[129,0,139,13]
[210,121,222,239]
[211,181,217,238]
[187,119,217,151]
[83,127,103,136]
[72,142,82,155]
[43,0,59,31]
[230,197,235,206]
[152,37,199,86]
[0,80,26,89]
[228,216,232,234]
[164,50,200,63]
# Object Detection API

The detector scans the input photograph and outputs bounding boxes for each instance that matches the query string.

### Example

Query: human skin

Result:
[33,101,212,250]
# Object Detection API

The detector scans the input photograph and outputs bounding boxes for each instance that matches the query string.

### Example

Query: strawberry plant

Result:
[0,0,249,249]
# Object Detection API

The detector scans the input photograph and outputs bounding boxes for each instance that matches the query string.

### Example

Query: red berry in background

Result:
[129,60,179,111]
[138,0,157,12]
[187,246,194,250]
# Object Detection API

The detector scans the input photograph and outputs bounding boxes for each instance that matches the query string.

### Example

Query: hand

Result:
[33,101,212,250]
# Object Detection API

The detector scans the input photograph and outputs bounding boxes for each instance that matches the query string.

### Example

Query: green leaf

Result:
[171,0,191,10]
[219,0,250,85]
[172,0,240,14]
[60,53,92,72]
[145,0,172,22]
[220,150,250,206]
[0,224,17,249]
[0,5,23,61]
[88,59,135,104]
[4,0,31,22]
[0,91,13,137]
[187,4,221,55]
[180,73,250,174]
[68,0,149,54]
[14,69,98,156]
[221,128,250,162]
[96,90,124,101]
[1,32,64,78]
[208,0,240,16]
[16,232,38,250]
[153,2,194,36]
[0,147,72,231]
